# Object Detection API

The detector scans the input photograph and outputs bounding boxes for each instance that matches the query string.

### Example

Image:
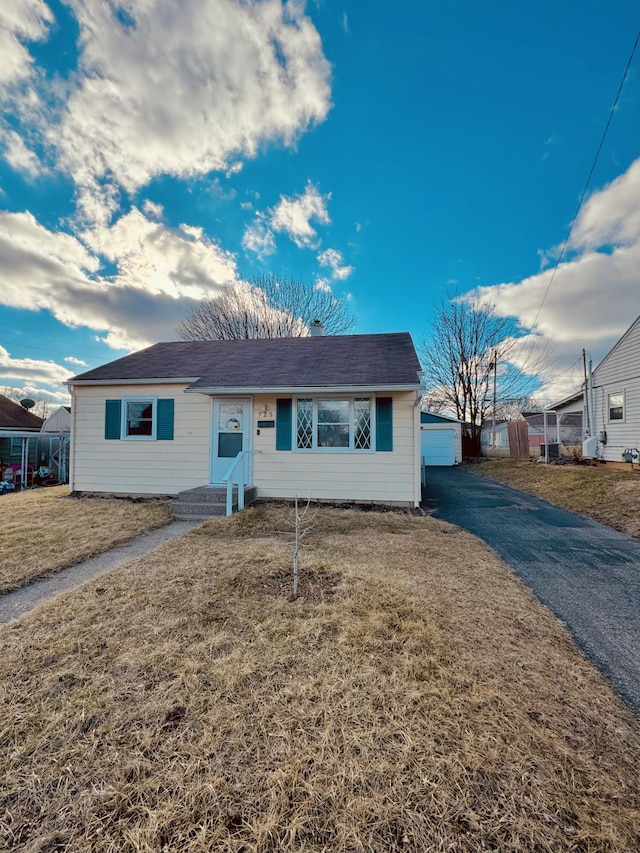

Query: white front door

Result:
[211,398,252,484]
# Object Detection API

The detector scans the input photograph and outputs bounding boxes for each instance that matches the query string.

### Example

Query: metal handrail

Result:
[222,449,255,516]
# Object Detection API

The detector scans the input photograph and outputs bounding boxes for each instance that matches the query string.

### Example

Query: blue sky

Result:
[0,0,638,410]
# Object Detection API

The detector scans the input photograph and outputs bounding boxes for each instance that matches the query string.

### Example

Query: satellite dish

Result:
[20,398,36,410]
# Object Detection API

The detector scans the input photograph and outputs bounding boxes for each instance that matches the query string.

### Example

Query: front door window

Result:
[211,399,251,483]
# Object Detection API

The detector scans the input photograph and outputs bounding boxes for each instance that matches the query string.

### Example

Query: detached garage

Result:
[420,412,463,467]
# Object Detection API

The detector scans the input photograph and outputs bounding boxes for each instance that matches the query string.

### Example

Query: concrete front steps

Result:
[171,485,258,520]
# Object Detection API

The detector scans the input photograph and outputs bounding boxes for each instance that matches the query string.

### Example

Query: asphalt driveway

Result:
[423,466,640,717]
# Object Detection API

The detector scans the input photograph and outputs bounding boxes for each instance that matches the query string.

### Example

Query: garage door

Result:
[421,428,455,466]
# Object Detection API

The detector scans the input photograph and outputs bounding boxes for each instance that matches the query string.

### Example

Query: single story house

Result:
[582,314,640,465]
[420,411,463,466]
[66,332,425,507]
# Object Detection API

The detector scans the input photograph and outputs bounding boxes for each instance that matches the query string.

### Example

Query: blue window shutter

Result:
[276,398,292,450]
[105,399,121,440]
[376,397,393,451]
[157,399,174,440]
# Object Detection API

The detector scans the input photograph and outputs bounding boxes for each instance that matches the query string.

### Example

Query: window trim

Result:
[607,391,625,423]
[293,395,375,452]
[121,397,157,440]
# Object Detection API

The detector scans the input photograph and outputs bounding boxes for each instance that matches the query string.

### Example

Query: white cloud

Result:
[83,208,240,300]
[0,344,72,388]
[314,277,332,293]
[0,208,240,351]
[0,0,53,91]
[269,182,330,248]
[0,128,43,177]
[474,158,640,399]
[142,199,164,220]
[568,159,640,252]
[242,217,277,258]
[63,356,87,366]
[317,247,353,280]
[34,0,331,221]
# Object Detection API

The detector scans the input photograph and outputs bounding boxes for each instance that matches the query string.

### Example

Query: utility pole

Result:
[582,348,590,437]
[491,350,497,448]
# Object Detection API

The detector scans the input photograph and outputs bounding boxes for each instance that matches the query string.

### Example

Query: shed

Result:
[420,411,463,466]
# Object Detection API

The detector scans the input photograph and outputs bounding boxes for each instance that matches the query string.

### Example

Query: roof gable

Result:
[69,334,422,389]
[593,314,640,378]
[0,395,44,429]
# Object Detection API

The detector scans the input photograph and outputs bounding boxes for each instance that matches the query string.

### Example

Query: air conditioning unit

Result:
[582,436,598,458]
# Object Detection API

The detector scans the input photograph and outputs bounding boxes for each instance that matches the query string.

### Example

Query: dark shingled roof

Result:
[69,334,421,389]
[0,395,44,429]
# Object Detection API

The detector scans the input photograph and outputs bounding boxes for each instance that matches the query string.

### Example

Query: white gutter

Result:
[588,357,595,439]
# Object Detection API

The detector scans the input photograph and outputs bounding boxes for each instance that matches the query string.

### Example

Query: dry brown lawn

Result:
[0,486,172,594]
[471,459,640,537]
[1,505,638,852]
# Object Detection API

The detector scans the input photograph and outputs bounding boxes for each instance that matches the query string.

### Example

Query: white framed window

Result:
[122,398,157,439]
[295,397,373,451]
[10,436,22,454]
[608,392,624,422]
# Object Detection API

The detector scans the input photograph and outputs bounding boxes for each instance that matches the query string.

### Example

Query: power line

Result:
[529,28,640,333]
[0,338,91,360]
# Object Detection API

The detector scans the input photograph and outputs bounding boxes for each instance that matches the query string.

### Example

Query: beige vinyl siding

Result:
[71,384,211,495]
[252,392,420,506]
[592,317,640,463]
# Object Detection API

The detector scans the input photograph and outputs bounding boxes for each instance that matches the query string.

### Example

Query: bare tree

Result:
[176,274,354,341]
[420,296,542,440]
[254,273,354,336]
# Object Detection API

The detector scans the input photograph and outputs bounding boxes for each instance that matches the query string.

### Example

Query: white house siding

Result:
[70,383,212,495]
[251,392,420,507]
[591,317,640,463]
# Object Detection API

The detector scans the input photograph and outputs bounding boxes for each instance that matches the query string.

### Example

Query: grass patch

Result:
[0,486,172,594]
[470,459,640,537]
[1,506,638,851]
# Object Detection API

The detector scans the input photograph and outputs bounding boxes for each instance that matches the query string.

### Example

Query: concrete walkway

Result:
[0,520,201,625]
[423,466,640,717]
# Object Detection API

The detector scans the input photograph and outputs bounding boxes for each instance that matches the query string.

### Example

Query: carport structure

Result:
[0,429,70,488]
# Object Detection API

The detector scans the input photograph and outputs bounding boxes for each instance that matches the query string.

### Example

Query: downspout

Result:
[582,349,591,438]
[543,409,549,463]
[68,386,76,491]
[588,358,595,444]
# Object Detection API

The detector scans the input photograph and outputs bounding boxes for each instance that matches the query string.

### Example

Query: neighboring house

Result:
[66,333,424,507]
[42,405,71,434]
[481,411,582,454]
[0,395,43,482]
[550,391,583,421]
[583,315,640,464]
[420,411,462,466]
[40,406,72,483]
[480,420,511,450]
